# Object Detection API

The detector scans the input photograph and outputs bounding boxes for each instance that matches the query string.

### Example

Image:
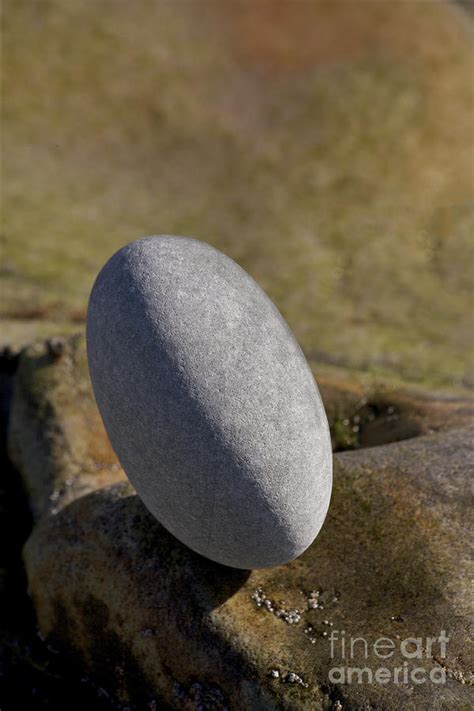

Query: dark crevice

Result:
[328,397,422,453]
[0,353,116,711]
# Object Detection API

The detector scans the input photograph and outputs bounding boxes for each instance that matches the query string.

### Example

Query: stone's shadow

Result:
[55,483,252,611]
[123,492,252,611]
[26,484,251,707]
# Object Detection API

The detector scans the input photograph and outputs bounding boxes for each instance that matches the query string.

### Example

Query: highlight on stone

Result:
[86,236,332,569]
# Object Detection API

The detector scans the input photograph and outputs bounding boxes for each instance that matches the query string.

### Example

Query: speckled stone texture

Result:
[86,236,332,569]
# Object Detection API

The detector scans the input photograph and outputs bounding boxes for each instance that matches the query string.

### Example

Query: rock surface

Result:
[7,335,474,709]
[8,335,126,520]
[86,236,332,569]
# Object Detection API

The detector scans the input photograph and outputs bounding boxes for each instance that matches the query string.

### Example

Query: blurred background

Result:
[2,0,473,388]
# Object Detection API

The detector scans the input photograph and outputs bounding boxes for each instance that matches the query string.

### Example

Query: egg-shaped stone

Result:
[86,236,332,569]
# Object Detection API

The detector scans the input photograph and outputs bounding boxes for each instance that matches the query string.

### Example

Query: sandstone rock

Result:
[86,236,332,569]
[8,334,125,520]
[22,429,474,709]
[8,334,474,709]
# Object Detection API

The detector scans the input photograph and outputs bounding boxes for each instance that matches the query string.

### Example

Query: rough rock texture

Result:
[8,335,125,520]
[8,335,474,709]
[86,236,332,569]
[0,343,119,711]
